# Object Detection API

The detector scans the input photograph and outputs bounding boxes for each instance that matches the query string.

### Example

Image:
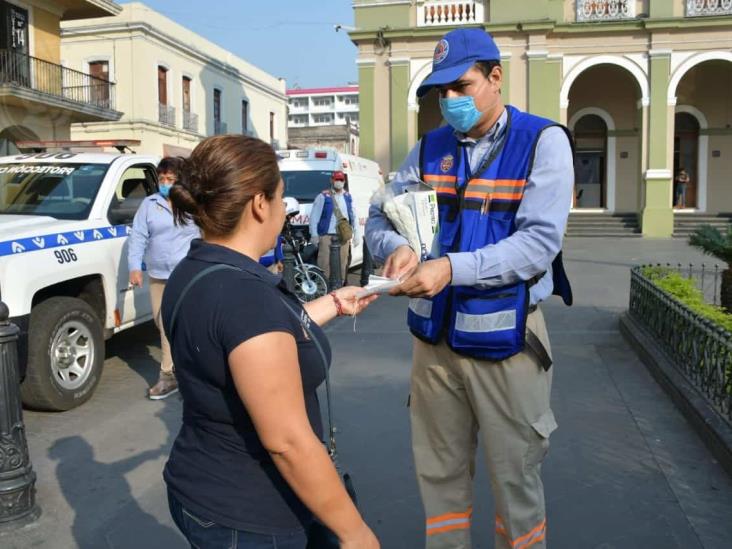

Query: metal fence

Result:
[629,265,732,423]
[0,49,116,111]
[183,111,198,133]
[158,103,176,127]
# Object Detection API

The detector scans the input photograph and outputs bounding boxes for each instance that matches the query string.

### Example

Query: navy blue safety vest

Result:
[407,105,573,361]
[317,191,354,236]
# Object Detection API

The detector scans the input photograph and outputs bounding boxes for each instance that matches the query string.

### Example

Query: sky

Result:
[122,1,358,89]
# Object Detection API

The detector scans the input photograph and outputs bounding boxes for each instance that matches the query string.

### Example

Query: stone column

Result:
[641,49,674,237]
[357,59,376,161]
[389,57,411,172]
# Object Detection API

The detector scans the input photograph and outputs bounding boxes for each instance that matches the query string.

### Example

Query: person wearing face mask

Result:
[309,171,361,286]
[128,156,201,400]
[366,28,574,549]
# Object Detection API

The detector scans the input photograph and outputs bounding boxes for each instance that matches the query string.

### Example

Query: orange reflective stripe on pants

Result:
[426,508,472,536]
[496,517,546,549]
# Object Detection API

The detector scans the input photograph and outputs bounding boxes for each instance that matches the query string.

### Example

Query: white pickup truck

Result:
[0,149,161,411]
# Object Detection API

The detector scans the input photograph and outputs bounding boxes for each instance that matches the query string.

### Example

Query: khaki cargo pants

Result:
[149,277,174,376]
[411,309,556,549]
[317,234,349,284]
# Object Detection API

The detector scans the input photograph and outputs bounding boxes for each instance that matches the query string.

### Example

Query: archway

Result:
[673,112,700,209]
[672,57,732,213]
[0,126,39,155]
[572,114,608,209]
[566,64,641,212]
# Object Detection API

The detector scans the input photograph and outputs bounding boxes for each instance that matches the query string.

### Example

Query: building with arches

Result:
[350,0,732,237]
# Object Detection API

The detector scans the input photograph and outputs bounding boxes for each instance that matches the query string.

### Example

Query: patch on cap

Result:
[433,39,449,65]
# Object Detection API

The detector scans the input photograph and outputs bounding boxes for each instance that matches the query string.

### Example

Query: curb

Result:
[619,312,732,478]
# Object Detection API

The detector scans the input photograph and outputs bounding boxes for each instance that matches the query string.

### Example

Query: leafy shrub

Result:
[641,266,732,333]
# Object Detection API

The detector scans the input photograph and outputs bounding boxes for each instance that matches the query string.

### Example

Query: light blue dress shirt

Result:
[127,193,201,280]
[365,108,574,305]
[309,190,362,243]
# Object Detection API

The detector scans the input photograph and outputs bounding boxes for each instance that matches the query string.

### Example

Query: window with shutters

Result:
[182,76,191,113]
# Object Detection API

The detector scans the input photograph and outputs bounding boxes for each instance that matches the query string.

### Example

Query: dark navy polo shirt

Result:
[161,239,330,534]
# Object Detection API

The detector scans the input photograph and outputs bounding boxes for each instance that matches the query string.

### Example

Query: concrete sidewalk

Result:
[2,237,732,548]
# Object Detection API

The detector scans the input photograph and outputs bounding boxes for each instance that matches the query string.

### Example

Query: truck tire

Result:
[21,297,104,411]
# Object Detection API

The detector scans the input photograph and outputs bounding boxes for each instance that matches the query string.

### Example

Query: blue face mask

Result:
[159,184,173,198]
[439,96,483,133]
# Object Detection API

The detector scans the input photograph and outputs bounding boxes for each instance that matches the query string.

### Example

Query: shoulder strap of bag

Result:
[278,296,338,459]
[168,263,340,459]
[331,194,347,223]
[169,264,240,337]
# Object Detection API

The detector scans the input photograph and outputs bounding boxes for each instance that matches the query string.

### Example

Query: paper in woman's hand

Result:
[356,275,403,298]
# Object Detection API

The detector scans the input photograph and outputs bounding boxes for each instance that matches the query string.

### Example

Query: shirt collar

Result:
[454,107,508,145]
[151,193,172,213]
[187,239,279,285]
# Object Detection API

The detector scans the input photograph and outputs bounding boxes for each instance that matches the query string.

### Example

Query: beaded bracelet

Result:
[330,292,345,316]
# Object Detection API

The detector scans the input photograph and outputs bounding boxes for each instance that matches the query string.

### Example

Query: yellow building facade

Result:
[351,0,732,236]
[0,0,122,153]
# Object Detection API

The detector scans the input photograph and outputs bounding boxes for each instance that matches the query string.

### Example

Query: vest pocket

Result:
[466,211,513,252]
[447,283,528,359]
[407,289,449,343]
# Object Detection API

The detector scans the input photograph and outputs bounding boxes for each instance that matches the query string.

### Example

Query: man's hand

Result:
[384,245,419,280]
[396,257,452,298]
[129,270,144,288]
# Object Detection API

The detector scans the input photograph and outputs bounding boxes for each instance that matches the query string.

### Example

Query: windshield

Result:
[0,163,109,220]
[282,170,332,202]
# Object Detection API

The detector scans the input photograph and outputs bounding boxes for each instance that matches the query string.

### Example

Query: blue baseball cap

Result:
[416,28,501,98]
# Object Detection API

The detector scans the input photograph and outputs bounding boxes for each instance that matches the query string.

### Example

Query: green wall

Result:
[354,4,411,30]
[490,0,564,23]
[390,61,410,171]
[359,63,375,161]
[528,56,561,121]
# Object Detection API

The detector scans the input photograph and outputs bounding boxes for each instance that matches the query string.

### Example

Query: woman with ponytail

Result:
[161,135,379,549]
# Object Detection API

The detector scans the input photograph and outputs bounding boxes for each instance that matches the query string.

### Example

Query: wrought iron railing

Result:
[183,110,198,132]
[576,0,635,22]
[0,49,115,110]
[629,265,732,423]
[686,0,732,16]
[417,1,485,27]
[158,103,175,127]
[214,120,227,135]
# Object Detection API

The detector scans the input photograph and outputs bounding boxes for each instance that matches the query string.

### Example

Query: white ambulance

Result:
[277,149,384,266]
[0,143,161,411]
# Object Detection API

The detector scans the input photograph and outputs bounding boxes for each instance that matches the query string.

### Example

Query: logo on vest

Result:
[433,39,449,65]
[440,154,454,173]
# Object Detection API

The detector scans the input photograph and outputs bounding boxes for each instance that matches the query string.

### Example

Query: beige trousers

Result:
[411,309,556,549]
[149,277,174,377]
[317,235,349,284]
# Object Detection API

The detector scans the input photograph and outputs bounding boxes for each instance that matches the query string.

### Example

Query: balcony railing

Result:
[687,0,732,16]
[417,1,485,27]
[576,0,635,22]
[0,49,116,110]
[183,110,198,132]
[214,120,227,135]
[158,103,175,127]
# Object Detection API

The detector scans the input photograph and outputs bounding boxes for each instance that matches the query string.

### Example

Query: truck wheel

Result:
[21,297,104,411]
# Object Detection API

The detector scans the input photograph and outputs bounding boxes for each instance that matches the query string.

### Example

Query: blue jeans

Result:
[168,490,308,548]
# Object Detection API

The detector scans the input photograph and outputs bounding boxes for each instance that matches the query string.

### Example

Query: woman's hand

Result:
[340,522,380,549]
[333,286,379,316]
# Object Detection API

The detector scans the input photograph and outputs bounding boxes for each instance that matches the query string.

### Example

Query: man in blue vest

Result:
[309,171,361,285]
[366,29,574,549]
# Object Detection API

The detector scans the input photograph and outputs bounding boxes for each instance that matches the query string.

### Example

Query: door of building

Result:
[673,112,699,209]
[573,114,607,209]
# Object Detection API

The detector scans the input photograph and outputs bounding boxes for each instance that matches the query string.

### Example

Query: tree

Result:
[689,224,732,311]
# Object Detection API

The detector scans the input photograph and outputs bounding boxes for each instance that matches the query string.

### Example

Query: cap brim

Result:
[416,61,474,98]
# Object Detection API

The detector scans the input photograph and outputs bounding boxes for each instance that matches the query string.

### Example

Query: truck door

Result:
[106,164,157,326]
